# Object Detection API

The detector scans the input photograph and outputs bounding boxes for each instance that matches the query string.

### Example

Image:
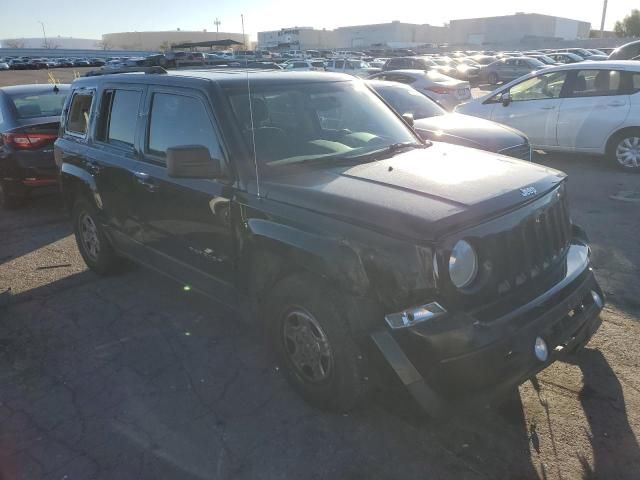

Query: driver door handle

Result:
[540,105,556,110]
[133,171,159,193]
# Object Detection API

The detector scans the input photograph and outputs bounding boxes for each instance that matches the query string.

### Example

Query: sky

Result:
[1,0,637,40]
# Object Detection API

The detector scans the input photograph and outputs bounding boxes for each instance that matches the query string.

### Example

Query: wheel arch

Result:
[238,218,370,306]
[605,126,640,155]
[59,163,99,212]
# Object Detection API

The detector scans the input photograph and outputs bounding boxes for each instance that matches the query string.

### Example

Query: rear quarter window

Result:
[65,92,94,135]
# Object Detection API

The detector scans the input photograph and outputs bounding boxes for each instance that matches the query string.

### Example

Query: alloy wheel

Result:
[79,212,100,261]
[616,136,640,169]
[282,307,333,383]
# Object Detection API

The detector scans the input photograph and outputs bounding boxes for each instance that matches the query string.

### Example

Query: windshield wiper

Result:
[359,141,431,161]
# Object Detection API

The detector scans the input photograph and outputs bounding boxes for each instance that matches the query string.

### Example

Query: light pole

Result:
[214,17,221,41]
[600,0,608,38]
[38,21,48,49]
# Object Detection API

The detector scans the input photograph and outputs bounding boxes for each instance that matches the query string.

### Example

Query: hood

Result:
[414,113,528,152]
[261,143,566,241]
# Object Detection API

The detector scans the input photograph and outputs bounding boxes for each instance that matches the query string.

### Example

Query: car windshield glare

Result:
[225,80,417,174]
[425,70,452,82]
[373,83,445,119]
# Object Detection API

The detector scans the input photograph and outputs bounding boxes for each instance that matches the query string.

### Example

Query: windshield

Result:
[565,53,583,61]
[371,82,444,119]
[535,55,556,64]
[526,58,545,68]
[348,60,369,69]
[225,80,418,173]
[7,89,68,119]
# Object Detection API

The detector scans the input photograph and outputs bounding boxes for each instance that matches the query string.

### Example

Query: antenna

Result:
[242,13,261,198]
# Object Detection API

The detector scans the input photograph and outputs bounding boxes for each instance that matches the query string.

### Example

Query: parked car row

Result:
[0,56,106,70]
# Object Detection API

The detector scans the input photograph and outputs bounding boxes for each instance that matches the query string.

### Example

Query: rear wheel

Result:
[609,130,640,172]
[266,273,366,412]
[488,72,499,85]
[72,197,121,274]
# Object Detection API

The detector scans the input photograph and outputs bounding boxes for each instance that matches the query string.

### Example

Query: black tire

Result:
[607,129,640,172]
[0,181,24,210]
[72,197,121,275]
[266,273,366,412]
[488,72,499,85]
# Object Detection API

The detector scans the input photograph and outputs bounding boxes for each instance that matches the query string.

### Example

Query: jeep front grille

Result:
[490,187,571,295]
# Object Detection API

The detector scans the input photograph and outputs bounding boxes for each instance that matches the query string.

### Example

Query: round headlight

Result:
[449,240,478,289]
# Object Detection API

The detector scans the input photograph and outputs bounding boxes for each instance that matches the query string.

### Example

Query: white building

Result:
[0,37,100,49]
[449,13,591,45]
[257,27,336,51]
[333,21,448,49]
[102,31,248,51]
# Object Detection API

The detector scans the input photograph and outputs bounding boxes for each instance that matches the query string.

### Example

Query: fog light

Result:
[591,290,603,309]
[534,336,549,362]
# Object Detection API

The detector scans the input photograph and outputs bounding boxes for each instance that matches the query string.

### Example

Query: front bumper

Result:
[371,242,603,417]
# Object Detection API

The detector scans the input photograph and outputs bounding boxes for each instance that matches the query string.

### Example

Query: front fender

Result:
[245,218,370,296]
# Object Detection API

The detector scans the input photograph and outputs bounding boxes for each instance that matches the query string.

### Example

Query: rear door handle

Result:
[607,101,625,107]
[540,105,556,110]
[133,171,159,193]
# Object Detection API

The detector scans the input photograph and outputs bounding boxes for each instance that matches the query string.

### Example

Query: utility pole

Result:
[214,17,221,41]
[600,0,608,38]
[241,14,247,50]
[38,21,48,49]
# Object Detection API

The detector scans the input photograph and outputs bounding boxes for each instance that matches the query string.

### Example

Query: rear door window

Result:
[569,70,622,97]
[66,92,94,135]
[146,92,223,161]
[96,88,142,148]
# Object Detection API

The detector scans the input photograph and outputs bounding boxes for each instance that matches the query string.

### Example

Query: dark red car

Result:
[0,84,70,208]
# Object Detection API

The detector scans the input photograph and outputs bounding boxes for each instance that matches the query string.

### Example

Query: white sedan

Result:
[456,61,640,171]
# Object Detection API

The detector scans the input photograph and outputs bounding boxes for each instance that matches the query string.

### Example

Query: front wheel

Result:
[266,273,366,412]
[609,131,640,172]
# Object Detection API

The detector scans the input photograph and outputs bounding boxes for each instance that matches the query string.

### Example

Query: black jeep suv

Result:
[55,70,603,415]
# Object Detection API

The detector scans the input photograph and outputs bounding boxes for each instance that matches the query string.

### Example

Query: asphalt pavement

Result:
[0,69,639,480]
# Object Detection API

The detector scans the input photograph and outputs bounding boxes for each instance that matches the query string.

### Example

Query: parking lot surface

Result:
[2,155,639,480]
[1,69,640,480]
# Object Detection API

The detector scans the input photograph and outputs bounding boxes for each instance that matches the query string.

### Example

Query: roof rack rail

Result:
[83,66,167,77]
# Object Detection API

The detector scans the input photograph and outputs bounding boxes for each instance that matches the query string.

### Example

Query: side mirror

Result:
[501,92,512,107]
[166,145,222,179]
[402,112,415,127]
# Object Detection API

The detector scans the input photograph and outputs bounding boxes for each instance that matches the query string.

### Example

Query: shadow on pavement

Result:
[0,192,70,264]
[374,382,540,479]
[566,348,640,479]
